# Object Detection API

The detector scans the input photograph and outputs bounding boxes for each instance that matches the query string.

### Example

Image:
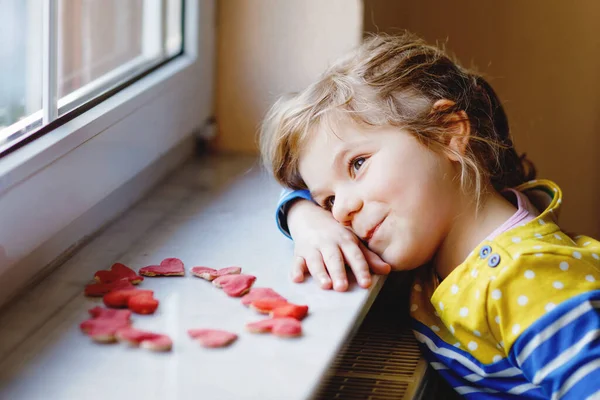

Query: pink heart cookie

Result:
[212,274,256,297]
[188,329,238,348]
[190,266,241,281]
[246,317,302,338]
[240,288,287,306]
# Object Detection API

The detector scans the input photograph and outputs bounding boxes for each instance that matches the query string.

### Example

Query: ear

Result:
[432,99,470,162]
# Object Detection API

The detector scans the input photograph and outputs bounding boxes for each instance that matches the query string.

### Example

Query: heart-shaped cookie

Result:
[115,328,172,352]
[85,278,135,297]
[139,258,185,277]
[246,317,302,338]
[212,274,256,297]
[190,266,241,281]
[94,263,143,284]
[240,287,287,306]
[188,329,238,348]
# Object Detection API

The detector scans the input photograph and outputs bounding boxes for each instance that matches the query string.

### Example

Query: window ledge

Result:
[0,155,386,400]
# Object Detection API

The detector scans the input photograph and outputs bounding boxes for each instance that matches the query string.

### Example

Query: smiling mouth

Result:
[364,218,385,245]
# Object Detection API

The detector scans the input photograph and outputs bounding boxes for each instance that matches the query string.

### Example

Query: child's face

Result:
[298,120,462,271]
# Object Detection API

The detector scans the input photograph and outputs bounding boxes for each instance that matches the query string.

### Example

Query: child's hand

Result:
[286,200,391,291]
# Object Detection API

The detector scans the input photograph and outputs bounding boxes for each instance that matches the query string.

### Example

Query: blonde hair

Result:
[259,32,535,205]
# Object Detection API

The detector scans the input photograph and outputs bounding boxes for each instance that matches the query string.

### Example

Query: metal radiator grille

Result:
[313,274,430,400]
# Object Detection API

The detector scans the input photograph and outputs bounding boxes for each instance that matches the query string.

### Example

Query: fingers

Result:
[340,242,372,288]
[359,242,392,276]
[291,256,307,283]
[320,247,348,292]
[303,252,332,290]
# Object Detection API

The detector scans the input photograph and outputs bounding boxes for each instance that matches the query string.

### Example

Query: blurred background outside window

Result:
[0,0,183,154]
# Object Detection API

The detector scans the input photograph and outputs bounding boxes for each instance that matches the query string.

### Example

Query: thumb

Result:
[359,242,391,275]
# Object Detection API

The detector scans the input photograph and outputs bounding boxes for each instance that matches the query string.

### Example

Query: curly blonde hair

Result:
[259,32,535,205]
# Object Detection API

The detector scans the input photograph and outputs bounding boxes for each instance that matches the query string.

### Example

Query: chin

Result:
[382,244,430,272]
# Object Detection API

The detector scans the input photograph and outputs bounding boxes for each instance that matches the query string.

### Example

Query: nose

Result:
[331,186,363,225]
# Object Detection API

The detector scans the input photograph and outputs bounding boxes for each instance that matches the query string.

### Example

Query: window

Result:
[0,0,184,156]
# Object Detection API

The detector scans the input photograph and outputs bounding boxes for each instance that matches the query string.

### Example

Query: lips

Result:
[362,217,385,245]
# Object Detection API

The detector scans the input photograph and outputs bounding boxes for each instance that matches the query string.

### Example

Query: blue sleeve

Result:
[507,290,600,399]
[276,188,314,239]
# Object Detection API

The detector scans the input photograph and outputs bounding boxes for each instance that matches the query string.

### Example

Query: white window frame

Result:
[0,0,215,307]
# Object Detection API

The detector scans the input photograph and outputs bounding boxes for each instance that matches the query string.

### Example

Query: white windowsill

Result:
[0,155,386,400]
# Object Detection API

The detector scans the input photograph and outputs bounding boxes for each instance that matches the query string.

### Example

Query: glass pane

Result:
[0,0,43,146]
[166,0,183,57]
[58,0,147,103]
[0,0,183,155]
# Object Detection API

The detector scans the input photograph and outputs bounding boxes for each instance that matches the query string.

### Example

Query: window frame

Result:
[0,0,215,307]
[1,0,185,157]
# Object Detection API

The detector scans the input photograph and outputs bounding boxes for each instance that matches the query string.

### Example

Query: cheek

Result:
[380,220,440,271]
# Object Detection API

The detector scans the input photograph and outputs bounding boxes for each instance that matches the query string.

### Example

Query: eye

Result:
[323,196,335,211]
[349,156,366,174]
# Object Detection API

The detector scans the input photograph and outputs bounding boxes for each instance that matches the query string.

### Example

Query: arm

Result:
[275,188,313,239]
[487,253,600,398]
[275,188,391,291]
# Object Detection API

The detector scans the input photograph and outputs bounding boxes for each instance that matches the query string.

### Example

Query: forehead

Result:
[301,118,361,156]
[297,119,366,184]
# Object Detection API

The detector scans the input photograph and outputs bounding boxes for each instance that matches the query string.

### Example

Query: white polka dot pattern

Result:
[407,179,600,369]
[517,295,528,306]
[553,281,564,289]
[524,270,535,279]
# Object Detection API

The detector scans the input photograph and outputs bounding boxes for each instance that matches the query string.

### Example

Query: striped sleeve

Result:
[275,188,313,239]
[485,250,600,399]
[506,291,600,399]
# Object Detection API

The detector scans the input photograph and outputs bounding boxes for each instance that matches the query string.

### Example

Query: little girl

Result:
[260,33,600,398]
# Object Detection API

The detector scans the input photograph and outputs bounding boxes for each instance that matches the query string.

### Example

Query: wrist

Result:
[287,199,321,235]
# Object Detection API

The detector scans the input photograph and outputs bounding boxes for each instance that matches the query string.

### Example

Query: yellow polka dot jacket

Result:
[410,180,600,399]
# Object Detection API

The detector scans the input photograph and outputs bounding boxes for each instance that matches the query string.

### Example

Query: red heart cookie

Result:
[88,306,132,321]
[115,328,172,352]
[212,274,256,297]
[94,263,143,284]
[128,293,159,315]
[103,289,154,308]
[188,329,238,348]
[270,304,309,321]
[139,258,185,277]
[249,298,289,314]
[85,278,135,297]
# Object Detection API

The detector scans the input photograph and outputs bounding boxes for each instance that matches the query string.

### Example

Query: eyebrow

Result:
[309,147,350,201]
